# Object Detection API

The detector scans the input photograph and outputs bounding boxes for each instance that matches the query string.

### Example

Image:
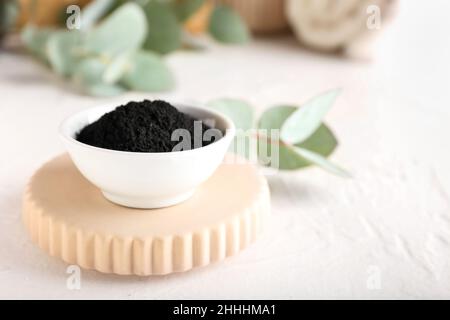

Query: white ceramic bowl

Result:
[59,103,235,209]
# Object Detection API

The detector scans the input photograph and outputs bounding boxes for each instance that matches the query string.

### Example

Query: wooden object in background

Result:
[219,0,288,34]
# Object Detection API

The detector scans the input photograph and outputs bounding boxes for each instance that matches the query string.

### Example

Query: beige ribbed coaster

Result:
[22,154,270,276]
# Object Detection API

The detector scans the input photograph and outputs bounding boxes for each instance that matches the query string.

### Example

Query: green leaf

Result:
[21,25,54,61]
[281,89,341,145]
[290,146,350,178]
[258,105,338,170]
[72,58,107,86]
[46,31,83,77]
[172,0,205,22]
[142,1,181,54]
[84,2,147,57]
[207,98,255,159]
[121,50,174,92]
[209,5,250,44]
[72,58,125,96]
[103,51,132,84]
[207,98,254,130]
[81,0,118,30]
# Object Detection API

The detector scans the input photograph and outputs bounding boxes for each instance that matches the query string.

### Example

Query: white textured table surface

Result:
[1,0,450,299]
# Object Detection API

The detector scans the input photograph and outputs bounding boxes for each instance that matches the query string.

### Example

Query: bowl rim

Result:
[59,101,236,157]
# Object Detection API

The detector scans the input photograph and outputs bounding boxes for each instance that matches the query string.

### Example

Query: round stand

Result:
[22,154,270,276]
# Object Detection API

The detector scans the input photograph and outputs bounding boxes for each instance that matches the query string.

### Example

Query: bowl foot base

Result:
[102,190,195,209]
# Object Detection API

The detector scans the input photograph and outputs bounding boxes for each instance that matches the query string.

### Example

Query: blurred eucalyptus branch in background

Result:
[7,0,250,96]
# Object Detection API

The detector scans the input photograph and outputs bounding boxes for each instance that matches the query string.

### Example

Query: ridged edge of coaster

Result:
[22,168,270,276]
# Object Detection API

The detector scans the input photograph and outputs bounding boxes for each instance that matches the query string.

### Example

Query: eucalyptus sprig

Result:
[22,2,174,96]
[20,0,250,96]
[207,90,350,177]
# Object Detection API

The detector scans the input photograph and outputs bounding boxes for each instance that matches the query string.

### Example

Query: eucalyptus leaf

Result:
[207,98,255,159]
[121,50,174,92]
[209,5,250,44]
[281,89,341,145]
[81,0,118,30]
[73,58,125,96]
[207,98,254,130]
[103,51,132,84]
[289,146,350,178]
[46,31,83,77]
[258,105,338,170]
[172,0,205,22]
[21,26,54,61]
[143,1,181,54]
[72,58,107,86]
[84,2,147,57]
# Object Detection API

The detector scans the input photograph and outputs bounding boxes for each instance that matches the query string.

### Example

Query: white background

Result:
[1,0,449,299]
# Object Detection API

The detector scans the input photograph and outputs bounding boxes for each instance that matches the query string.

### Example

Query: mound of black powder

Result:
[76,100,216,152]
